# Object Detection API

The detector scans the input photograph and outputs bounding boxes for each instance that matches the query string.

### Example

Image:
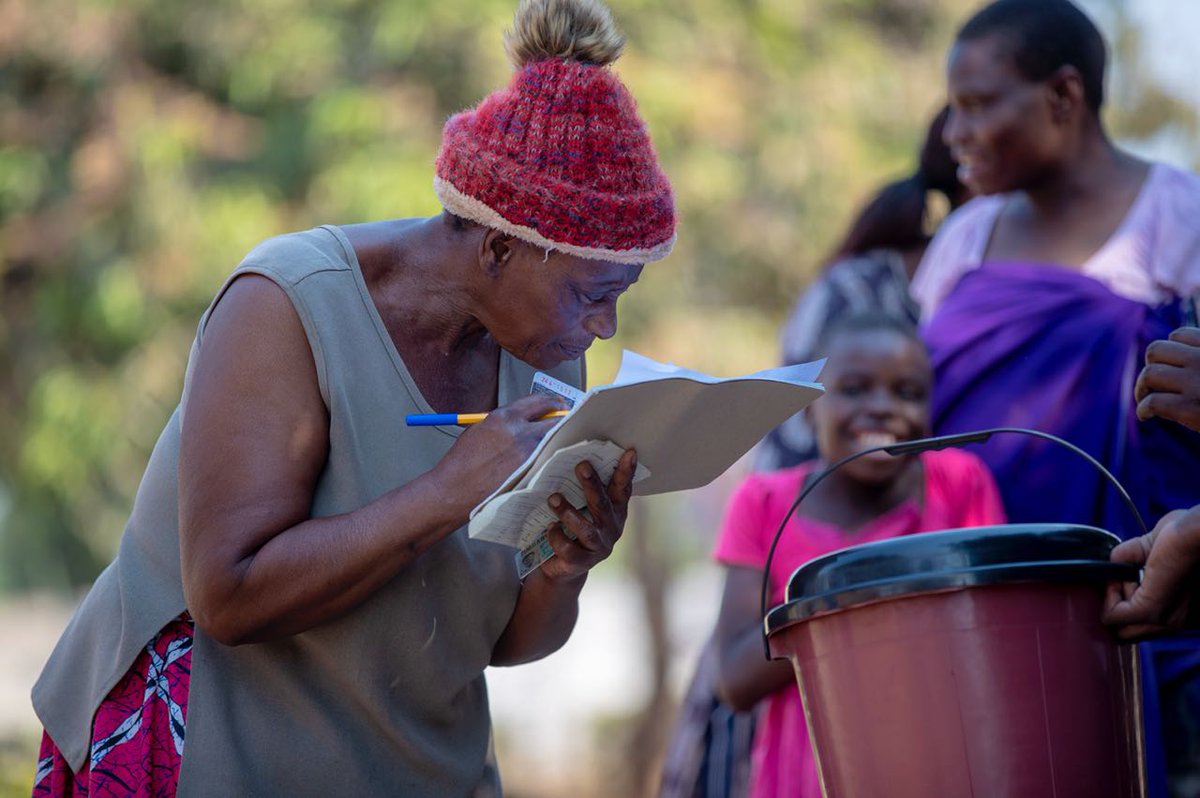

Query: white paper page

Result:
[612,349,825,387]
[514,353,826,496]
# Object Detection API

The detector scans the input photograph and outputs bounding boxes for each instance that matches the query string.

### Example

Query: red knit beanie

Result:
[434,0,676,264]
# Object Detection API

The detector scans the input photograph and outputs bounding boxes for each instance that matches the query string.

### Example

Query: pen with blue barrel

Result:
[405,410,570,427]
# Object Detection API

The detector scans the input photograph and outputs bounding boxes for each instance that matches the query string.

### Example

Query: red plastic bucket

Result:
[765,524,1145,798]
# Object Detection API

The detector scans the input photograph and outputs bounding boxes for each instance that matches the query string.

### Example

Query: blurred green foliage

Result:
[0,0,1196,592]
[0,733,37,798]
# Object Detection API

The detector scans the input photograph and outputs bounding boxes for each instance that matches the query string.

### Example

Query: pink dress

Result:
[713,448,1007,798]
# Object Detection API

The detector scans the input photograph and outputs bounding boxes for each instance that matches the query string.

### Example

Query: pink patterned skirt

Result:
[33,615,193,797]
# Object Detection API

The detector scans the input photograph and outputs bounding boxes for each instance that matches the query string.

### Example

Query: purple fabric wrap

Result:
[922,260,1200,539]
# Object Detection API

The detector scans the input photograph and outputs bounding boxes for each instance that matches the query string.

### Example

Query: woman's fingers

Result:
[1144,336,1200,368]
[1103,508,1200,641]
[1136,330,1200,429]
[1109,534,1153,567]
[541,511,603,580]
[1135,362,1186,399]
[1136,391,1200,427]
[549,493,605,553]
[575,461,615,540]
[606,449,637,510]
[490,393,570,435]
[445,393,569,501]
[540,450,637,578]
[1166,326,1200,347]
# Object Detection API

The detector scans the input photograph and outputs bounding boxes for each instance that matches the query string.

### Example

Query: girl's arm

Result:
[712,564,796,711]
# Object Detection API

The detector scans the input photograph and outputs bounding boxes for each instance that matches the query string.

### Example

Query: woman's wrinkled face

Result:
[808,329,932,486]
[486,242,643,369]
[943,35,1065,195]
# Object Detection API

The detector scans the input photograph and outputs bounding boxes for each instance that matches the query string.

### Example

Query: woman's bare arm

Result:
[179,275,561,645]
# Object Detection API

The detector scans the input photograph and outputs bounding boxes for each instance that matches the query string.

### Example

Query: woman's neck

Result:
[345,217,501,412]
[351,217,491,356]
[799,458,924,533]
[1022,127,1142,217]
[986,131,1150,269]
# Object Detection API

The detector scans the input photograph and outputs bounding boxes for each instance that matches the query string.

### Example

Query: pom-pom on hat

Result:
[434,0,676,264]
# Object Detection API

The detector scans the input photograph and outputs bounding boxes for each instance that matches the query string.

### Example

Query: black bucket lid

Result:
[765,524,1139,637]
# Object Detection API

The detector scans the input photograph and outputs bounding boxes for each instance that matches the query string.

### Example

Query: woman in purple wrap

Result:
[914,0,1200,532]
[913,1,1200,793]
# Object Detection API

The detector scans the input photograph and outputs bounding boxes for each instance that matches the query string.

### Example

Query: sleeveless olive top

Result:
[32,225,583,796]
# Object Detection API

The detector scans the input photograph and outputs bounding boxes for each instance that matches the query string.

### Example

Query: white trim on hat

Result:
[434,177,675,265]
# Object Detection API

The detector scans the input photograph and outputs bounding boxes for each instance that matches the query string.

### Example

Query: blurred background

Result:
[1,0,1197,794]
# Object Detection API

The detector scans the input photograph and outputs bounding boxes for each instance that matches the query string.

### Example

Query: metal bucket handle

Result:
[759,427,1149,659]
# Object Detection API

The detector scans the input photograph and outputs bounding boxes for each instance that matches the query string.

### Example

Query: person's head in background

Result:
[826,106,969,278]
[944,0,1109,196]
[806,314,933,489]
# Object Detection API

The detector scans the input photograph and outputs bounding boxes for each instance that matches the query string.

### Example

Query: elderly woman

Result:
[913,0,1200,792]
[31,0,674,795]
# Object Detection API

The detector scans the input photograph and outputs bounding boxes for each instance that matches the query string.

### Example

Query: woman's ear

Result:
[1047,64,1086,123]
[479,229,517,277]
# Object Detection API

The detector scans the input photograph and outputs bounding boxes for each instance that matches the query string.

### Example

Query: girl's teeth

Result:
[858,432,897,446]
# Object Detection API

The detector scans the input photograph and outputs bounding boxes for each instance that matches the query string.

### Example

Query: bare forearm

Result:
[714,566,797,710]
[490,570,588,666]
[715,626,796,711]
[186,471,469,645]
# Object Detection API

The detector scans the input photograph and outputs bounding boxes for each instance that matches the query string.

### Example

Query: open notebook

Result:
[468,350,825,576]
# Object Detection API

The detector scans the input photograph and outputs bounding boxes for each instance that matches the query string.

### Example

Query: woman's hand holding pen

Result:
[1136,326,1200,433]
[539,448,638,582]
[431,394,568,518]
[425,391,636,581]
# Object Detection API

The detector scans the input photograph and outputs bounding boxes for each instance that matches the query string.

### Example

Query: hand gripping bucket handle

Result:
[759,427,1149,659]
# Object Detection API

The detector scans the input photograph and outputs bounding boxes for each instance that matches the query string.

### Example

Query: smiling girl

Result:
[710,314,1005,798]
